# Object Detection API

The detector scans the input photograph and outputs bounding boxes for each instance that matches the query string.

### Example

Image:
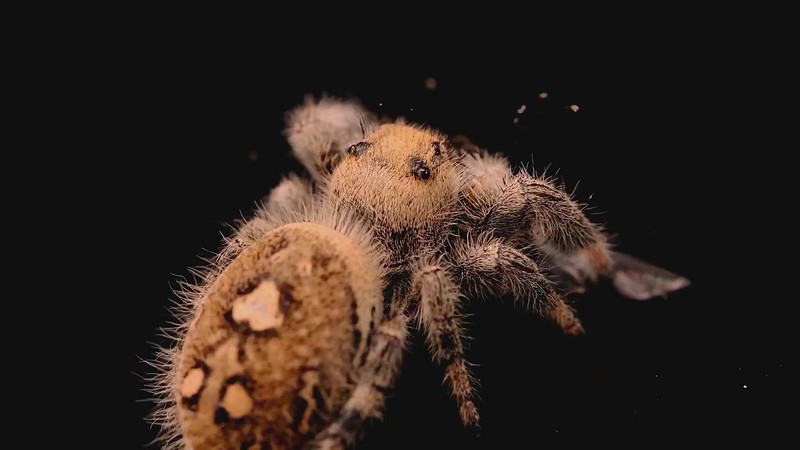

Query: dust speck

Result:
[569,104,580,113]
[424,77,437,91]
[538,92,549,99]
[248,150,259,161]
[517,104,526,114]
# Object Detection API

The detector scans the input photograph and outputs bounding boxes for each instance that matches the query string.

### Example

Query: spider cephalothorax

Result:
[148,97,689,450]
[327,123,466,269]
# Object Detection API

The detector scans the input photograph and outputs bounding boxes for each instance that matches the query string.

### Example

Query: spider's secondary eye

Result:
[348,142,372,158]
[432,141,442,156]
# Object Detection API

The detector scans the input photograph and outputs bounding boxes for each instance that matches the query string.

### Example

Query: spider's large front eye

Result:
[411,159,431,180]
[417,166,431,180]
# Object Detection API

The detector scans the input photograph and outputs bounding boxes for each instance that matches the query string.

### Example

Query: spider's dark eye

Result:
[432,141,442,156]
[348,141,371,158]
[410,158,432,180]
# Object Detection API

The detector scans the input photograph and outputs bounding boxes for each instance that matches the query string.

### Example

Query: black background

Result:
[111,27,790,449]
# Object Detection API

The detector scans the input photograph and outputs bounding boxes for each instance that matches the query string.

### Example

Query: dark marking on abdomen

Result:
[241,440,275,450]
[312,385,326,412]
[350,289,362,353]
[360,308,377,367]
[214,407,232,425]
[268,236,290,255]
[237,343,247,363]
[224,308,281,339]
[352,328,362,355]
[279,283,296,313]
[236,275,269,296]
[291,397,310,431]
[312,252,333,270]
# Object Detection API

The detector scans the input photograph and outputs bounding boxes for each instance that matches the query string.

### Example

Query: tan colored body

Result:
[329,123,463,232]
[177,223,383,449]
[148,98,688,450]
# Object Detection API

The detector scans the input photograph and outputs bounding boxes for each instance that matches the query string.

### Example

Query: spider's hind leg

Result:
[307,313,408,450]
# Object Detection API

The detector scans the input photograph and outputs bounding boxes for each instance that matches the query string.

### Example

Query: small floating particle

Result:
[569,104,580,112]
[538,92,549,99]
[424,77,437,91]
[517,104,527,114]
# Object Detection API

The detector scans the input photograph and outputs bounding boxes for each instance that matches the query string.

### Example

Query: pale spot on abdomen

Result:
[214,375,255,425]
[232,280,284,331]
[179,361,209,411]
[221,383,254,419]
[180,367,205,398]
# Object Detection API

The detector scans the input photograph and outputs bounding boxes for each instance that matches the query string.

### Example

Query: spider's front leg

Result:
[411,263,480,427]
[461,151,690,298]
[462,152,612,283]
[453,237,585,336]
[285,97,375,183]
[308,313,408,450]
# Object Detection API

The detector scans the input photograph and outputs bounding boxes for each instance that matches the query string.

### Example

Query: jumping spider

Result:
[148,97,689,449]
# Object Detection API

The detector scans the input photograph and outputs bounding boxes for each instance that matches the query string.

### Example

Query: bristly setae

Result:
[146,96,690,450]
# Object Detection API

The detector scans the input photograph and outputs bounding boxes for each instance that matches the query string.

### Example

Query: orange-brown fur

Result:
[176,223,383,449]
[147,97,689,450]
[328,123,465,232]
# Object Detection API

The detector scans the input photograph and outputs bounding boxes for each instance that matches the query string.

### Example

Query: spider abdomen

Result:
[176,223,384,449]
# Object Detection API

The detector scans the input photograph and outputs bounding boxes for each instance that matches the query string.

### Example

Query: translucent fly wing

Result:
[609,251,690,300]
[538,251,590,295]
[540,248,689,300]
